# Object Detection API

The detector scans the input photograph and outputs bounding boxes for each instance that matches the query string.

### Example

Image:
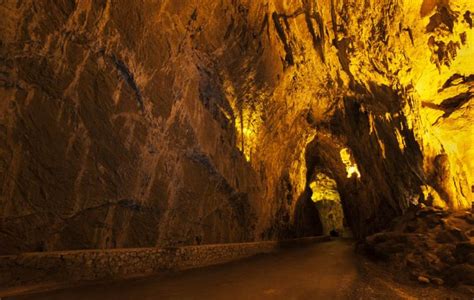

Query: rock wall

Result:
[363,207,474,288]
[0,0,268,254]
[0,0,472,254]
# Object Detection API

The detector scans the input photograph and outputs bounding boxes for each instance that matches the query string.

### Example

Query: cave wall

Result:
[0,0,472,254]
[0,0,268,254]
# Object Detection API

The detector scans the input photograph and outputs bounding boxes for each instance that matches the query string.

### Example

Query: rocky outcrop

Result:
[363,206,473,290]
[0,0,472,254]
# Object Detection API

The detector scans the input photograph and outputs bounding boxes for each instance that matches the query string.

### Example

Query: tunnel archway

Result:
[309,172,346,237]
[303,133,362,238]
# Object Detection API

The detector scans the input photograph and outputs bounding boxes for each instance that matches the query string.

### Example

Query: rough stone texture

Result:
[362,206,474,289]
[0,0,472,254]
[0,0,270,254]
[0,236,330,296]
[315,200,345,236]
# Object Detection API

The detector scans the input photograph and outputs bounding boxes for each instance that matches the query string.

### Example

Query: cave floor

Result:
[9,240,465,300]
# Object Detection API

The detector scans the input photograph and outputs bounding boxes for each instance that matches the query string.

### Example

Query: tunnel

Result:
[0,0,473,298]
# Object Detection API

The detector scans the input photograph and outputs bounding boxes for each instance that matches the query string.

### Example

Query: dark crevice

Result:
[464,10,472,28]
[426,5,457,33]
[403,27,415,46]
[189,8,198,24]
[272,12,295,66]
[303,8,326,63]
[110,54,144,111]
[440,73,474,90]
[423,92,472,124]
[272,4,326,65]
[438,92,472,118]
[259,14,269,36]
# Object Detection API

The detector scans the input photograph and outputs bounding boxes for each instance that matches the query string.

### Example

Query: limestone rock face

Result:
[0,0,472,254]
[363,207,474,288]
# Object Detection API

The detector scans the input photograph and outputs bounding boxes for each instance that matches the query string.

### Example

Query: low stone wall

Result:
[0,236,329,297]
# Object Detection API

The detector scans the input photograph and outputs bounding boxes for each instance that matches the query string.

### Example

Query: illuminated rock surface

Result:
[0,0,472,259]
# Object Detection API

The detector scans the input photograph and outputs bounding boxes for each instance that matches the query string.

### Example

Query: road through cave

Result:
[8,239,465,300]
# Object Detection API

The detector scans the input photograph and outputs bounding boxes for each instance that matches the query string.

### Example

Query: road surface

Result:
[8,240,464,300]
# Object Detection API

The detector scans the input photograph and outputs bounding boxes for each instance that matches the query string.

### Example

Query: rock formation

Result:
[363,206,474,288]
[0,0,472,256]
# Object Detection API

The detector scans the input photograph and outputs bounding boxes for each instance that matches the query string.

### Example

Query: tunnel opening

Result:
[309,172,346,237]
[303,133,362,239]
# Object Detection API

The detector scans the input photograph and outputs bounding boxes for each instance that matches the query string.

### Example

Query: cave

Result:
[0,0,473,298]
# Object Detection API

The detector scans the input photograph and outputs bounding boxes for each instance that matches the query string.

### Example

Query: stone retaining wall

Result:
[0,236,330,297]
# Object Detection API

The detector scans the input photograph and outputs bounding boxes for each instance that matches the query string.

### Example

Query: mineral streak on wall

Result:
[0,0,472,254]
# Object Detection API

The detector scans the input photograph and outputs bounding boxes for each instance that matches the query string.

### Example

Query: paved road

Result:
[8,240,464,300]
